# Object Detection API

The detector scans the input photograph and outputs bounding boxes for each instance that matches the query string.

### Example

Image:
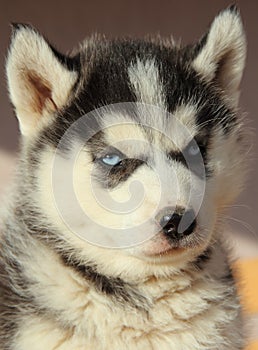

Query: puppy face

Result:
[6,8,248,274]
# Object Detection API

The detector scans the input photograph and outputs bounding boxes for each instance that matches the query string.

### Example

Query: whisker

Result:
[219,214,256,237]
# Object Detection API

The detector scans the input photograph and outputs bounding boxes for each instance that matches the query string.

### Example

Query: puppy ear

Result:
[192,6,246,108]
[6,24,78,136]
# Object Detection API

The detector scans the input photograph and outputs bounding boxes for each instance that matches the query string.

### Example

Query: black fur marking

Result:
[86,130,108,159]
[220,269,235,284]
[188,33,209,61]
[192,247,212,270]
[196,99,236,134]
[38,37,237,155]
[96,158,145,188]
[21,210,148,312]
[158,59,236,134]
[168,140,211,178]
[50,46,81,72]
[60,253,149,311]
[228,4,239,14]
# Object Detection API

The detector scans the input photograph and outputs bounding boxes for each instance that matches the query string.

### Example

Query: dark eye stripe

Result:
[168,151,187,166]
[96,158,145,188]
[167,141,211,178]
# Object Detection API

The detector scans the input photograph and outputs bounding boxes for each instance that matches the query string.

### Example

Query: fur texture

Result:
[0,6,249,350]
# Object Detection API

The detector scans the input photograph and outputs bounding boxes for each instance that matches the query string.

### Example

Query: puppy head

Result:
[6,7,248,278]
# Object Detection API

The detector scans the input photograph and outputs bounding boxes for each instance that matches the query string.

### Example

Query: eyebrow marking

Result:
[167,139,210,178]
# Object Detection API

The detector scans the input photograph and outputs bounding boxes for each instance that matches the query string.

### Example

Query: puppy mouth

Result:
[141,225,202,257]
[144,245,185,257]
[141,234,187,257]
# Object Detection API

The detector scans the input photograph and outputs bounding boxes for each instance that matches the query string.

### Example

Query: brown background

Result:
[0,0,257,239]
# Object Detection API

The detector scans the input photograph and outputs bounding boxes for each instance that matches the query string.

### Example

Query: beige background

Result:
[0,0,257,239]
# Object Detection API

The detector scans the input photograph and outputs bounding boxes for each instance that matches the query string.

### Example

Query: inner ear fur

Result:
[192,6,246,108]
[6,24,78,136]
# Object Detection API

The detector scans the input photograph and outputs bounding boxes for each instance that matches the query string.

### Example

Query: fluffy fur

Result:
[0,6,249,350]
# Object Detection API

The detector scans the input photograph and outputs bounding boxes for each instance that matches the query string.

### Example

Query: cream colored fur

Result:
[11,235,242,350]
[192,9,246,108]
[6,26,77,137]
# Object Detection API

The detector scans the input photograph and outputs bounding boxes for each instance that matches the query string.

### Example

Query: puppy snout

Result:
[156,207,196,240]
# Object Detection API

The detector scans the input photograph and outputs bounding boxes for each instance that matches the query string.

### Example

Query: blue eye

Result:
[187,144,200,156]
[101,154,122,166]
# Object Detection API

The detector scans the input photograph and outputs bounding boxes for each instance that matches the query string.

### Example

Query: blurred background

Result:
[0,0,257,346]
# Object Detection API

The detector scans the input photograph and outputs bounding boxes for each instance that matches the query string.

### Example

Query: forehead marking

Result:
[128,58,165,109]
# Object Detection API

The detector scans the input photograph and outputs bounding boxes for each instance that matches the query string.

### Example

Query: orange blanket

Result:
[233,259,258,350]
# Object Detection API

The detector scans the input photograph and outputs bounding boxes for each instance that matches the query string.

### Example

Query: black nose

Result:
[158,208,196,240]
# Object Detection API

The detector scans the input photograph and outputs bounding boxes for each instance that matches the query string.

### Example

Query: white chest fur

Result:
[13,244,243,350]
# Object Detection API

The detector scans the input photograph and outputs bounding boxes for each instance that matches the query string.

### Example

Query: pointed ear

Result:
[192,6,246,108]
[6,24,78,136]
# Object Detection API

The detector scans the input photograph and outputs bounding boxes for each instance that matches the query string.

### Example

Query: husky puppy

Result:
[0,6,248,350]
